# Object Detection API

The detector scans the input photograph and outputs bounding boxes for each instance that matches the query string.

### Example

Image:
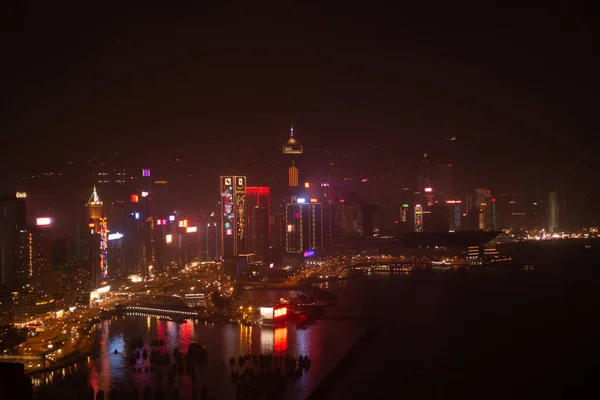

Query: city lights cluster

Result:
[124,306,198,317]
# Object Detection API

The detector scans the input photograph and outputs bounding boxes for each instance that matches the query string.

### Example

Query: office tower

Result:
[220,176,247,258]
[475,188,493,231]
[548,191,559,233]
[445,200,463,232]
[246,187,270,260]
[0,196,26,289]
[414,204,424,232]
[282,125,304,203]
[285,199,323,254]
[87,186,108,287]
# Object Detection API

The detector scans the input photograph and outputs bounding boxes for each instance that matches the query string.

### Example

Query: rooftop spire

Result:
[290,123,294,137]
[88,185,102,205]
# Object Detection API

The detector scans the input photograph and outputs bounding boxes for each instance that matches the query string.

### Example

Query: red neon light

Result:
[448,164,453,167]
[246,186,271,238]
[131,194,139,203]
[492,198,496,203]
[274,307,287,318]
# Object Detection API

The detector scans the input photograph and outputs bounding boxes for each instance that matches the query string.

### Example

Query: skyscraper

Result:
[87,186,108,287]
[285,199,323,254]
[220,176,247,258]
[0,196,26,289]
[475,188,493,231]
[246,187,270,260]
[282,125,304,203]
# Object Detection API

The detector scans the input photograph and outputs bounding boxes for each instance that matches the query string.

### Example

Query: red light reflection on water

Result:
[274,327,288,354]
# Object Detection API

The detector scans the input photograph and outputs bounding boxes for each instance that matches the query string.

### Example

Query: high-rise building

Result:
[414,204,423,232]
[285,199,323,254]
[87,186,108,287]
[0,196,26,290]
[475,188,493,231]
[220,176,247,258]
[282,125,304,203]
[246,187,270,260]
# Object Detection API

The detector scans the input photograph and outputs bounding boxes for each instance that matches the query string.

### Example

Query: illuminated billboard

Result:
[141,191,149,197]
[107,232,123,241]
[131,194,139,203]
[186,226,197,233]
[260,307,274,320]
[16,191,27,198]
[424,187,433,193]
[165,234,173,244]
[303,249,315,258]
[260,306,287,320]
[36,217,52,226]
[274,306,287,318]
[178,219,188,228]
[142,169,150,177]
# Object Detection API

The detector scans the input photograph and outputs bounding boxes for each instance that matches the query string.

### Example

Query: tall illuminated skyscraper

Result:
[475,188,493,231]
[285,199,323,254]
[220,176,247,258]
[87,186,108,287]
[282,125,304,202]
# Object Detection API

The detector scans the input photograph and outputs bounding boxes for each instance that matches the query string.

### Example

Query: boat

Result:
[114,349,118,355]
[523,264,535,271]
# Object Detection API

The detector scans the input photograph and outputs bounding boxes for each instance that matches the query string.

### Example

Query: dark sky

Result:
[1,3,597,191]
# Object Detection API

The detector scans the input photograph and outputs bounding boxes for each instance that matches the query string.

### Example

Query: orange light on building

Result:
[178,220,188,228]
[310,198,318,203]
[131,194,139,203]
[304,182,310,188]
[88,222,95,228]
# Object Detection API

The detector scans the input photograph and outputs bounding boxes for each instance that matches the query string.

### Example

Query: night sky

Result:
[1,3,597,193]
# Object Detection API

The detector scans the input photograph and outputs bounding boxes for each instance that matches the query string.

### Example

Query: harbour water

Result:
[33,241,600,399]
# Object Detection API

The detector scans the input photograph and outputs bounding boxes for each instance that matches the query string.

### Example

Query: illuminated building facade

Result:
[414,204,423,232]
[87,186,108,287]
[282,125,304,202]
[475,188,493,231]
[246,187,270,260]
[220,176,247,258]
[285,200,323,254]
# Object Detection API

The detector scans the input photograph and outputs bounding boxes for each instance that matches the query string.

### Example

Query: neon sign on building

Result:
[99,218,108,283]
[221,176,247,257]
[414,204,423,233]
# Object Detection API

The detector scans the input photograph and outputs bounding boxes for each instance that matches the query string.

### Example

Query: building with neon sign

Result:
[220,176,247,258]
[414,204,423,233]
